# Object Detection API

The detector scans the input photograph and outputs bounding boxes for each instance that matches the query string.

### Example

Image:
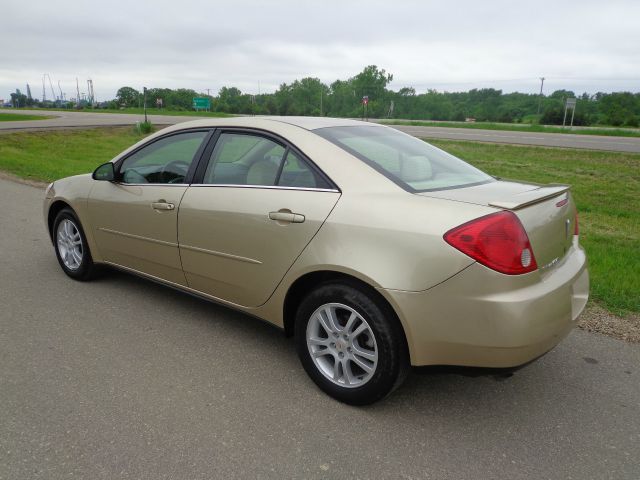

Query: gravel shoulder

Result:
[579,304,640,343]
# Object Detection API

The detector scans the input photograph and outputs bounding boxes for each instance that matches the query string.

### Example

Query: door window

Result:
[120,131,208,184]
[204,132,332,189]
[204,133,285,186]
[278,150,331,189]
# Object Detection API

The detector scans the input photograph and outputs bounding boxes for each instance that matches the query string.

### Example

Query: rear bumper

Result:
[384,242,589,367]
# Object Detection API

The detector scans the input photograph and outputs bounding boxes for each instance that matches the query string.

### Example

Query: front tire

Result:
[295,282,409,405]
[52,208,98,281]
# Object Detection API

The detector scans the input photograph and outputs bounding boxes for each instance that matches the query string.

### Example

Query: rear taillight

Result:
[444,211,538,275]
[574,211,579,236]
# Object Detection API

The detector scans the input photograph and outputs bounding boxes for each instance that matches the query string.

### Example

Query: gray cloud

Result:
[1,0,639,102]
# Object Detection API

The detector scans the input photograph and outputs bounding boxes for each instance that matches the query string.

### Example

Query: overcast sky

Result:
[1,0,639,102]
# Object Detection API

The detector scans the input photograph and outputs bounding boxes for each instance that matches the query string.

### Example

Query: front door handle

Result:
[151,201,175,211]
[269,211,305,223]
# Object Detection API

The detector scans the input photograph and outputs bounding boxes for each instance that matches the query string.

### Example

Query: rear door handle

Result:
[269,211,305,223]
[151,201,175,211]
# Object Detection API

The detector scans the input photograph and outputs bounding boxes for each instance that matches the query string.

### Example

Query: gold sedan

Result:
[44,117,589,405]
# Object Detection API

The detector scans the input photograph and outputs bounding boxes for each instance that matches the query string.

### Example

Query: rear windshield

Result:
[315,125,494,192]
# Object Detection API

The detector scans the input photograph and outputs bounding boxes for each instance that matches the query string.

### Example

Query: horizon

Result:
[5,72,639,105]
[2,0,639,102]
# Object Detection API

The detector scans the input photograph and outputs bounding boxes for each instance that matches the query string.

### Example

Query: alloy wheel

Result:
[56,219,83,271]
[306,303,379,388]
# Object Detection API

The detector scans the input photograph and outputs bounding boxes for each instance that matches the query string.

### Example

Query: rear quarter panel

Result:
[295,191,494,292]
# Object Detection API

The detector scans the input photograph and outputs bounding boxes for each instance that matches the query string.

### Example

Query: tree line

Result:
[10,66,640,127]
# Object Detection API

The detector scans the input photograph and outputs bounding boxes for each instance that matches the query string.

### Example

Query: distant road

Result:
[390,124,640,153]
[0,109,198,131]
[2,109,640,153]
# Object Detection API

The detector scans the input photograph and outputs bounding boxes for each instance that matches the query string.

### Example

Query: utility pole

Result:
[320,88,323,116]
[536,77,545,115]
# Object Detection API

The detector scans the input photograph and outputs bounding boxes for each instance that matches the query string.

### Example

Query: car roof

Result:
[260,116,380,130]
[166,116,384,132]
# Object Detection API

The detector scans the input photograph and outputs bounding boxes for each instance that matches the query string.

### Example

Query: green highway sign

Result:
[192,97,211,110]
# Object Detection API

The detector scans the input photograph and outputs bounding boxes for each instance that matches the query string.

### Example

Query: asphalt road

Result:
[1,177,639,479]
[2,109,640,153]
[391,124,640,153]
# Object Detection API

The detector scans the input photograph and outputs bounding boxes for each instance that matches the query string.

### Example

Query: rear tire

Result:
[52,208,98,281]
[295,282,409,405]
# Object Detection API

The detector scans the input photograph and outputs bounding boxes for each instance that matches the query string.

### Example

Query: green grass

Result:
[429,139,640,315]
[383,120,640,138]
[0,127,637,315]
[0,113,55,121]
[0,127,149,181]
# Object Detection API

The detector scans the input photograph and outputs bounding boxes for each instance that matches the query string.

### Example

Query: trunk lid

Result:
[420,180,576,271]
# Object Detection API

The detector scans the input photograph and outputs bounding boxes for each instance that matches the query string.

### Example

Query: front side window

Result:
[204,132,333,189]
[315,126,494,192]
[120,131,208,184]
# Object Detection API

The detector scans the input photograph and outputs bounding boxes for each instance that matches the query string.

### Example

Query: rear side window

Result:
[278,151,326,189]
[315,126,494,192]
[203,132,333,189]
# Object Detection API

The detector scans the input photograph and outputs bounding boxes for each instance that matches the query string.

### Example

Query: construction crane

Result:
[76,78,81,107]
[42,74,56,102]
[87,79,95,106]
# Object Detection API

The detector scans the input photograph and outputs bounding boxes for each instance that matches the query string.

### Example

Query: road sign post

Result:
[362,96,369,121]
[143,87,147,123]
[563,97,577,128]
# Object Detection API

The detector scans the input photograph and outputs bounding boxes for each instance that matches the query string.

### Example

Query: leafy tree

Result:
[108,70,639,127]
[116,87,140,107]
[599,92,639,126]
[287,77,328,116]
[352,65,393,117]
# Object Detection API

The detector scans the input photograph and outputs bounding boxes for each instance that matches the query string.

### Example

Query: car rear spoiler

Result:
[489,184,571,210]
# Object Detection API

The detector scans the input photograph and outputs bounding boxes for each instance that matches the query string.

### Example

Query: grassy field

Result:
[0,113,55,121]
[383,120,640,138]
[0,127,637,315]
[0,128,147,181]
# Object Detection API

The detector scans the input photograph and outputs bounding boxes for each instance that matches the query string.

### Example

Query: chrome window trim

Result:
[188,184,340,193]
[111,182,189,187]
[108,182,339,192]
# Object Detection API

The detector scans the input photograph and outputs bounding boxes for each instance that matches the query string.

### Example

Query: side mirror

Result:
[92,162,116,181]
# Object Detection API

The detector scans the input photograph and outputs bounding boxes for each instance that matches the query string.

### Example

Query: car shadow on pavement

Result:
[95,267,574,418]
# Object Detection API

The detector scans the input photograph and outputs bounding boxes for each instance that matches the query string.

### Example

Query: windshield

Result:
[315,125,494,192]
